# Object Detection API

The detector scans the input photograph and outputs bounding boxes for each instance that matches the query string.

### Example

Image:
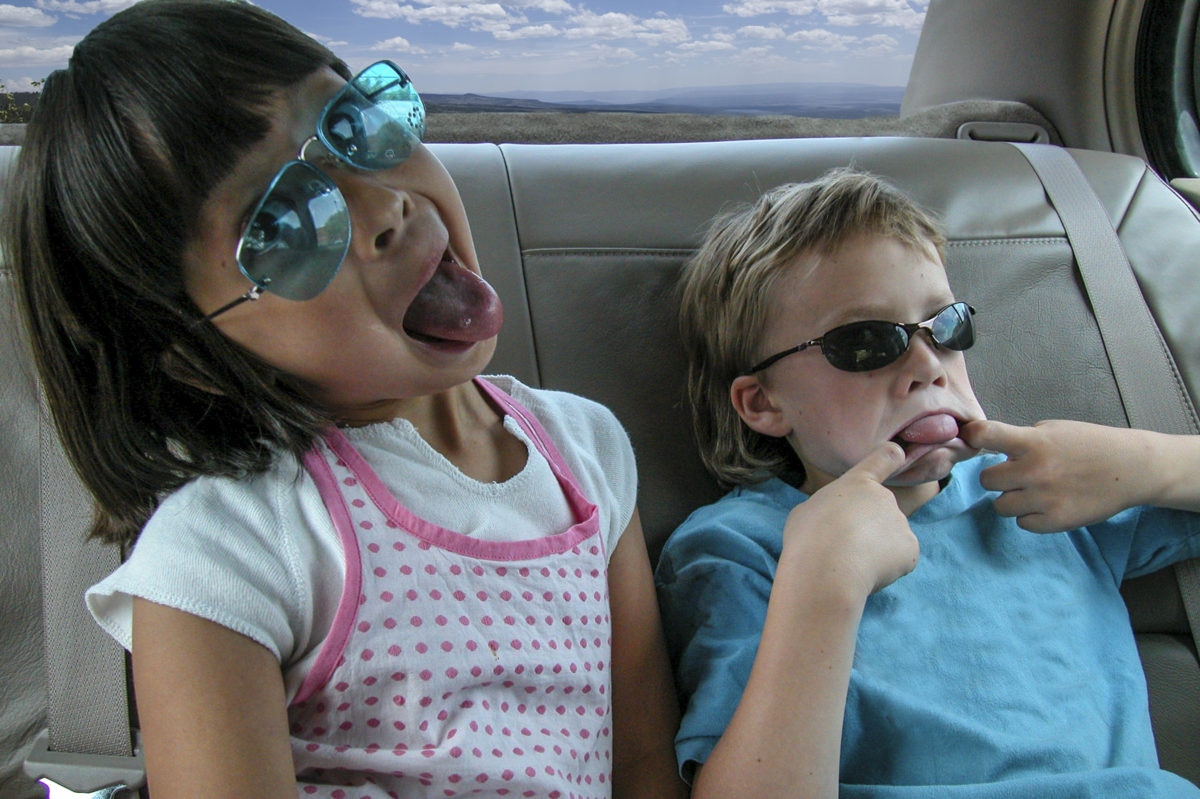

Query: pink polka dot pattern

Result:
[291,407,613,798]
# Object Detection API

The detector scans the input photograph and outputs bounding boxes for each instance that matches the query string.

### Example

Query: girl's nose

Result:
[337,171,413,259]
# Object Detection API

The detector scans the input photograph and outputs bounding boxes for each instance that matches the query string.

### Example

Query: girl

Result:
[5,2,684,797]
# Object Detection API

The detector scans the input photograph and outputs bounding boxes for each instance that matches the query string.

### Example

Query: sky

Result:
[0,0,927,96]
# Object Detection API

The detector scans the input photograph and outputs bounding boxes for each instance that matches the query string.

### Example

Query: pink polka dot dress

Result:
[290,381,612,798]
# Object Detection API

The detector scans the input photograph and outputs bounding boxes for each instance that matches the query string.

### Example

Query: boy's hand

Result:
[960,419,1152,532]
[783,442,918,598]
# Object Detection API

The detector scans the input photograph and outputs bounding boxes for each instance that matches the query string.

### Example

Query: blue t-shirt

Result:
[655,454,1200,797]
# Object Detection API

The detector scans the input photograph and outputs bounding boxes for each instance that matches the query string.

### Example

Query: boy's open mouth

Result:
[402,253,503,345]
[891,413,962,455]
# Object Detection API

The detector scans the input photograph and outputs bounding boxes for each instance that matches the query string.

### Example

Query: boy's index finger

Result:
[960,419,1028,456]
[850,441,908,484]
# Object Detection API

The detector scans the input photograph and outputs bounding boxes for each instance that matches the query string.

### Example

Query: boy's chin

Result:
[886,441,979,487]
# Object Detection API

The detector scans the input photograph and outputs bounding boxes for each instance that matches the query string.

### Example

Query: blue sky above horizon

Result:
[0,0,927,95]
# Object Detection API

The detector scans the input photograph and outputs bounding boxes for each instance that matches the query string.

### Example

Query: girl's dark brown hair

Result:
[3,0,353,544]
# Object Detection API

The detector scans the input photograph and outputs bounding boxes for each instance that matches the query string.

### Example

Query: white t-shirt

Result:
[86,376,637,701]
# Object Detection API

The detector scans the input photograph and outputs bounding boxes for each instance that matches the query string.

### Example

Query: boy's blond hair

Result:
[678,168,948,487]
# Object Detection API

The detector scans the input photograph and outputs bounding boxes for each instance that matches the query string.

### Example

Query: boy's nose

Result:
[897,330,949,390]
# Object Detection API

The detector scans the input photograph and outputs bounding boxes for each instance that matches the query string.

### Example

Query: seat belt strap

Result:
[1011,141,1200,658]
[1011,143,1198,435]
[25,393,144,793]
[1179,557,1200,655]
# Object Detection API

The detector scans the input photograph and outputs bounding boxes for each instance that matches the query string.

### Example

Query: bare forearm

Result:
[609,514,690,799]
[1141,430,1200,513]
[689,444,912,798]
[965,420,1200,530]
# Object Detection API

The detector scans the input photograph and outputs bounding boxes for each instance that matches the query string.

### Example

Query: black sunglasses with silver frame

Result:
[745,301,976,375]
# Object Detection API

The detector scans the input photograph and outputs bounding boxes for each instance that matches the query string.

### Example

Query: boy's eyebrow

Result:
[824,296,960,326]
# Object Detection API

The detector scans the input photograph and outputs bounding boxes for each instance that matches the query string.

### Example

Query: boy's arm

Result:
[607,509,690,799]
[690,443,915,799]
[962,419,1200,532]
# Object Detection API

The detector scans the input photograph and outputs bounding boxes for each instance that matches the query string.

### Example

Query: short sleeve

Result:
[655,491,786,775]
[85,456,341,667]
[1088,504,1200,582]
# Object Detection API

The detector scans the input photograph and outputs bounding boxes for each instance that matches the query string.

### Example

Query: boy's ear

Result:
[730,375,791,438]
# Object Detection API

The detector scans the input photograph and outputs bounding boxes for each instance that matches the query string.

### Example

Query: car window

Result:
[0,1,929,142]
[1134,0,1200,179]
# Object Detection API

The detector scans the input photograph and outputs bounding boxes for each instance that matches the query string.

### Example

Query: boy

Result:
[656,168,1200,798]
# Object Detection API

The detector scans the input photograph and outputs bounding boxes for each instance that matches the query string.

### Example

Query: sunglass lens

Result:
[932,303,975,351]
[320,61,425,170]
[823,322,910,372]
[236,161,350,301]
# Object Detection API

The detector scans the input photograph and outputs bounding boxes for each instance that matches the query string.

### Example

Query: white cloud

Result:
[0,4,55,26]
[723,0,818,18]
[587,42,638,61]
[857,32,898,54]
[371,34,427,54]
[493,23,559,39]
[562,9,688,44]
[34,0,136,13]
[0,75,44,90]
[302,30,345,47]
[738,24,787,39]
[640,16,689,44]
[722,0,924,30]
[784,26,899,53]
[351,1,514,28]
[674,38,736,53]
[786,27,856,49]
[0,42,75,64]
[564,10,640,39]
[510,0,573,11]
[823,0,923,31]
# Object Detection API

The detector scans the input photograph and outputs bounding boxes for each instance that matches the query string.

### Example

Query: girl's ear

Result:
[730,374,791,438]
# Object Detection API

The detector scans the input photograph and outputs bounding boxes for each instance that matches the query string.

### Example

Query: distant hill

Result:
[1,83,906,124]
[0,82,902,125]
[425,82,904,119]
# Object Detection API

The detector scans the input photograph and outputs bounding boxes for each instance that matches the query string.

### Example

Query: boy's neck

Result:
[891,479,945,516]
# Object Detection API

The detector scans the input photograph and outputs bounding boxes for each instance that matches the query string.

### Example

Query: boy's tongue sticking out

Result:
[404,255,504,343]
[894,413,960,448]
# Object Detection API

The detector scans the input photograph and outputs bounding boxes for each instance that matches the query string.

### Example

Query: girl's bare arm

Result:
[607,509,690,799]
[132,597,297,799]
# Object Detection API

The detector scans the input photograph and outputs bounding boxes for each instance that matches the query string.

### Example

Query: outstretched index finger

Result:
[848,441,908,485]
[959,419,1030,456]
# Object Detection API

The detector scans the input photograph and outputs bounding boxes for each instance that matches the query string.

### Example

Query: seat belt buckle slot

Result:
[23,729,146,793]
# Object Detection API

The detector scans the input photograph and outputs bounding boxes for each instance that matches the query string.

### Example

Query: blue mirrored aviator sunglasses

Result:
[203,60,425,321]
[745,301,976,374]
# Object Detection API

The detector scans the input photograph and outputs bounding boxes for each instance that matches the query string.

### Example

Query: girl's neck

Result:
[383,379,529,484]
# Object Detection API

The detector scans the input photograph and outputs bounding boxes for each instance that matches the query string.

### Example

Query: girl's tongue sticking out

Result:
[403,255,504,344]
